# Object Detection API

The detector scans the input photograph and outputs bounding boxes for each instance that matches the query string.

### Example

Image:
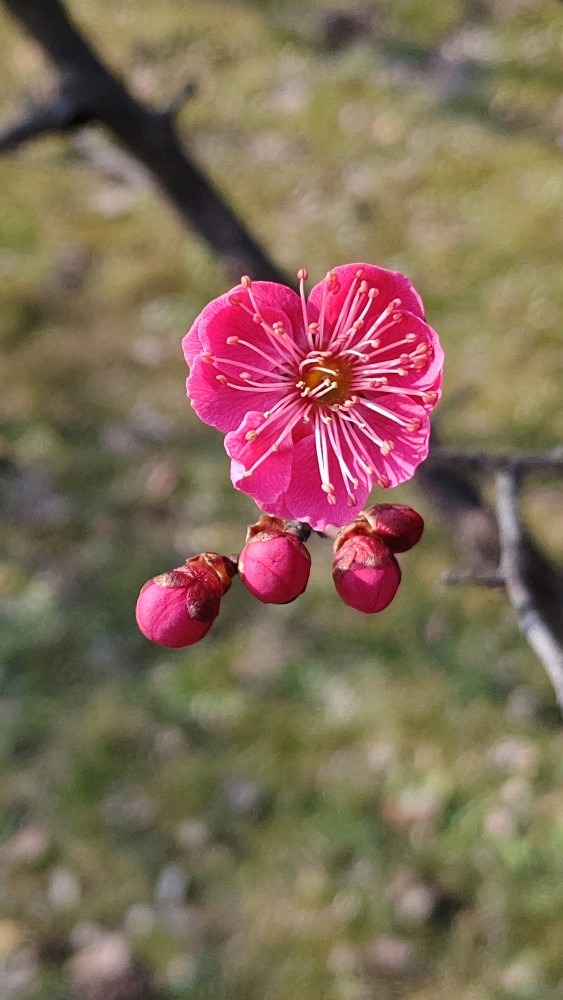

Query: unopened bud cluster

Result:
[136,505,423,648]
[332,504,423,614]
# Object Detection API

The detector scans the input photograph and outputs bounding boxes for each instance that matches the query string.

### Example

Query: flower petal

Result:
[182,290,234,366]
[225,410,293,505]
[187,356,286,433]
[354,310,444,391]
[262,431,370,532]
[349,395,431,487]
[308,264,426,342]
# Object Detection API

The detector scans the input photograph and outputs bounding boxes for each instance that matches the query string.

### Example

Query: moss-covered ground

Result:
[1,0,563,996]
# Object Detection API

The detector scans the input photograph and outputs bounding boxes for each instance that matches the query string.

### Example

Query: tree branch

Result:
[0,0,289,283]
[496,470,563,713]
[427,446,563,474]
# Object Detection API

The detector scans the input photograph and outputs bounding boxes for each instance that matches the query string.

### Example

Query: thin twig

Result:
[442,568,505,587]
[495,470,563,714]
[427,446,563,474]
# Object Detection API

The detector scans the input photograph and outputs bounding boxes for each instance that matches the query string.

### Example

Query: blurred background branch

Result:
[1,0,289,282]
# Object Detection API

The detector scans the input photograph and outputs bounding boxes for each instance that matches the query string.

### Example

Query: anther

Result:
[405,333,417,342]
[407,418,421,432]
[380,440,394,456]
[355,268,364,279]
[377,475,390,488]
[241,275,252,288]
[422,391,438,404]
[368,287,379,299]
[240,372,250,380]
[201,351,215,363]
[215,374,228,384]
[297,268,308,281]
[370,339,380,349]
[229,295,241,306]
[252,313,262,324]
[321,483,335,494]
[245,430,257,441]
[226,336,239,345]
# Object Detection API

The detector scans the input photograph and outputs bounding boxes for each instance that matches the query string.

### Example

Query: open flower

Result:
[184,264,443,532]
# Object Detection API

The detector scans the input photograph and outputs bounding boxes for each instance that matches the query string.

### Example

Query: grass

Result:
[1,0,563,996]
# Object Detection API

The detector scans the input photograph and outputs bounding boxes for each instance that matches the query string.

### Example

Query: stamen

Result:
[318,274,330,347]
[232,298,303,364]
[298,268,314,349]
[326,418,359,503]
[358,397,414,429]
[337,414,377,487]
[244,404,306,477]
[209,355,290,382]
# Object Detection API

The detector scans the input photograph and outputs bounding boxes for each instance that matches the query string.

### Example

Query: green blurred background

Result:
[1,0,563,997]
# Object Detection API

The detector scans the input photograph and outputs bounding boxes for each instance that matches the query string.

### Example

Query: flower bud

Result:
[332,533,401,614]
[362,503,424,553]
[238,515,311,604]
[136,552,234,648]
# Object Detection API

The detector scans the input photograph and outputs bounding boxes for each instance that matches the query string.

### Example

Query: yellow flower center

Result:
[300,356,352,406]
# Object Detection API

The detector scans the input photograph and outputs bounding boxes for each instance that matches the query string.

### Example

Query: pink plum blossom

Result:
[184,264,443,532]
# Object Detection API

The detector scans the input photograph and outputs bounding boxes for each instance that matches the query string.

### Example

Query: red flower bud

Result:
[238,515,311,604]
[332,533,401,614]
[362,503,424,553]
[136,552,234,648]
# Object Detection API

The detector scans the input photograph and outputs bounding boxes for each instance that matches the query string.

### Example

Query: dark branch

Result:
[0,92,91,150]
[1,0,289,283]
